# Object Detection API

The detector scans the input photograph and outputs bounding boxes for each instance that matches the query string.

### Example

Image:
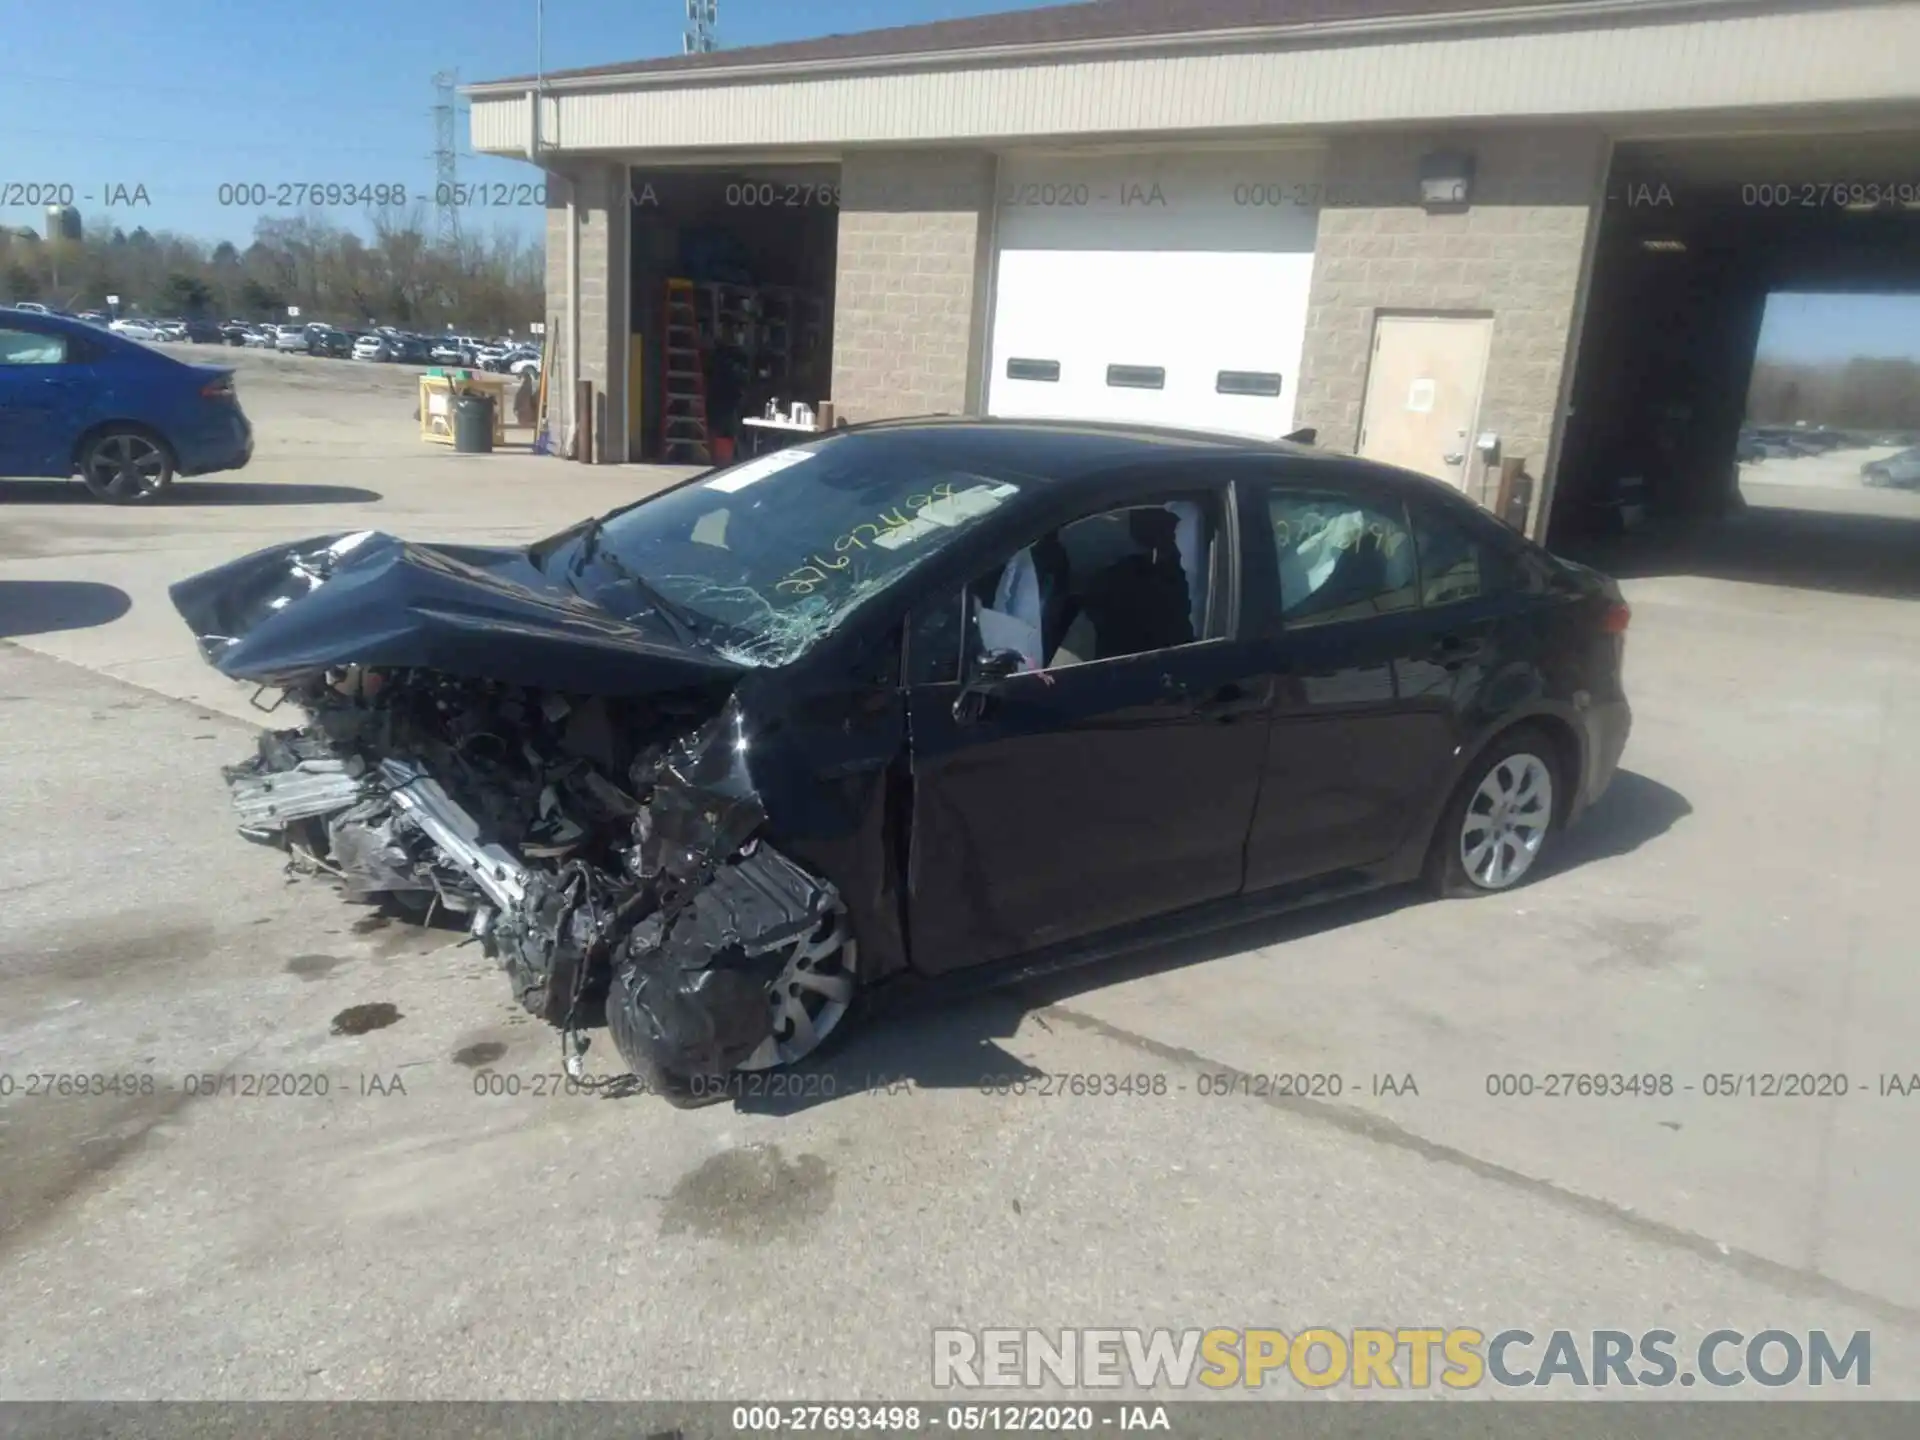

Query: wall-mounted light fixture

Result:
[1418,150,1475,210]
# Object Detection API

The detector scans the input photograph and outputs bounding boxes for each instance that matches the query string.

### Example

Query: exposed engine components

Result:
[219,667,853,1089]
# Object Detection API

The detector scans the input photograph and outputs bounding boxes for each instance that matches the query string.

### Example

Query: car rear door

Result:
[1392,490,1550,752]
[1235,463,1461,890]
[903,467,1273,975]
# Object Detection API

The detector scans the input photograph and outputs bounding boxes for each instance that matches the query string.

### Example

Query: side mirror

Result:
[953,647,1026,724]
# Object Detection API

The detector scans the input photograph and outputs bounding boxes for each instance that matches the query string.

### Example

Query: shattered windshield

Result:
[561,445,1025,666]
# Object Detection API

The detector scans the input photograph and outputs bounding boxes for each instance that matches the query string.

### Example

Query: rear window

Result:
[1409,501,1524,606]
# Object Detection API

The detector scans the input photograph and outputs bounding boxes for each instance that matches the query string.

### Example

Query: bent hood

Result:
[170,530,746,695]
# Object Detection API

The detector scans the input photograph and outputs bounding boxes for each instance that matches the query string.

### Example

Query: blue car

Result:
[0,306,254,503]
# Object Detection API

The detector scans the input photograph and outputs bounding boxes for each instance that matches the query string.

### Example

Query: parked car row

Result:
[36,309,542,371]
[98,317,223,344]
[1735,425,1903,462]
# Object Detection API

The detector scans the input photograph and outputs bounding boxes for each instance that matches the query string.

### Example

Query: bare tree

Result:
[0,209,542,332]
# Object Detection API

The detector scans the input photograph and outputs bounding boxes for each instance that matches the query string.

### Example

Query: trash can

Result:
[453,392,495,454]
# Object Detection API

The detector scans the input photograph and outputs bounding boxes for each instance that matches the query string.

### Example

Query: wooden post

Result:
[1494,457,1523,526]
[1494,457,1534,532]
[575,380,594,462]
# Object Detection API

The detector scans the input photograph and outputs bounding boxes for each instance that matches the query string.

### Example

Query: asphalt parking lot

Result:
[3,365,1920,1402]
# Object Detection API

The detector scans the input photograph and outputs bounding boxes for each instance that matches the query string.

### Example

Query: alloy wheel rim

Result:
[88,436,166,499]
[1459,753,1553,890]
[735,907,857,1072]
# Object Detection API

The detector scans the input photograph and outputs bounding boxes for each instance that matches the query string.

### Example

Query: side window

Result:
[963,495,1216,672]
[1411,503,1505,608]
[1265,490,1418,627]
[0,328,67,366]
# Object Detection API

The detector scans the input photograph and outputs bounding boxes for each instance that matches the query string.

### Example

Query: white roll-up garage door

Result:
[986,148,1323,439]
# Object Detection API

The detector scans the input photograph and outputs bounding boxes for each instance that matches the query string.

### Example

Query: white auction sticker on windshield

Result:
[871,484,1010,550]
[916,485,1007,527]
[706,447,816,494]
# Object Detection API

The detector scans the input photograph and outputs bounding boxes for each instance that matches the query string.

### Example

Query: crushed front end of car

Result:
[171,532,862,1098]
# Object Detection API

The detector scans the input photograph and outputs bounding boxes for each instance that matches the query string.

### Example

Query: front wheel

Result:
[80,428,175,503]
[606,893,860,1102]
[1425,729,1560,898]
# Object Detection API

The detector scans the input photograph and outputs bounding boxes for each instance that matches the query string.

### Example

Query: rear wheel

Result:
[80,428,174,503]
[1425,728,1560,898]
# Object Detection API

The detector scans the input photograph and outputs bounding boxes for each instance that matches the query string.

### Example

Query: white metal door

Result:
[986,149,1322,439]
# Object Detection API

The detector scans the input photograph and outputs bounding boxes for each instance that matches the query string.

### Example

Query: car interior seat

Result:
[1031,531,1078,662]
[1078,508,1197,660]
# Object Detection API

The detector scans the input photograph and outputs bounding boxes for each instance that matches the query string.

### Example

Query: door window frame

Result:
[901,467,1244,687]
[1235,461,1428,639]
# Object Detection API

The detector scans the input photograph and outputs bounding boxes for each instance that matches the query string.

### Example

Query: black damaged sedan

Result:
[171,419,1632,1098]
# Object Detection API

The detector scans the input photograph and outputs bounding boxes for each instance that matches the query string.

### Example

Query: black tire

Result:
[1423,725,1563,899]
[79,427,175,503]
[605,900,863,1098]
[604,959,739,1105]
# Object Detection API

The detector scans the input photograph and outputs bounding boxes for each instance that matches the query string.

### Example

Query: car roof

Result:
[800,419,1524,539]
[813,416,1307,475]
[809,416,1461,497]
[2,306,82,331]
[7,308,141,344]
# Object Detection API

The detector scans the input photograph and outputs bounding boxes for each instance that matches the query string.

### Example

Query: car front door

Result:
[1238,468,1461,891]
[0,322,86,476]
[903,474,1273,976]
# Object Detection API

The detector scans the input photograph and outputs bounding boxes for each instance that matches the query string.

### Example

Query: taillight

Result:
[1600,602,1631,634]
[201,374,235,400]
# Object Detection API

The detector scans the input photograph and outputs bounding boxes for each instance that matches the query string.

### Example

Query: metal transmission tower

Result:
[684,0,717,54]
[432,70,461,245]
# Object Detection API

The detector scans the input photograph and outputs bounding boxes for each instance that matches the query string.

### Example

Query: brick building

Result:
[466,0,1920,539]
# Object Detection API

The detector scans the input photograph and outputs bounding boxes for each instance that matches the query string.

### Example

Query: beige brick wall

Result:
[831,152,995,425]
[544,163,629,461]
[1293,129,1607,523]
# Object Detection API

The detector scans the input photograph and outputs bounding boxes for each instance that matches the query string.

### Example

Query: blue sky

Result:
[0,0,1054,247]
[1755,292,1920,365]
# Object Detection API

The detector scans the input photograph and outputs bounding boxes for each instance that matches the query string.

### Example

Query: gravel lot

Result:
[3,354,1920,1411]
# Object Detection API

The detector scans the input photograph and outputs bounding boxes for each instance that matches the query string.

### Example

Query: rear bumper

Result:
[175,410,254,477]
[1570,696,1632,826]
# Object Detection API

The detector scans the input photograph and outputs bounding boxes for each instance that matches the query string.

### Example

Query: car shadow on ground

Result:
[725,766,1692,1117]
[0,581,133,639]
[0,480,383,506]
